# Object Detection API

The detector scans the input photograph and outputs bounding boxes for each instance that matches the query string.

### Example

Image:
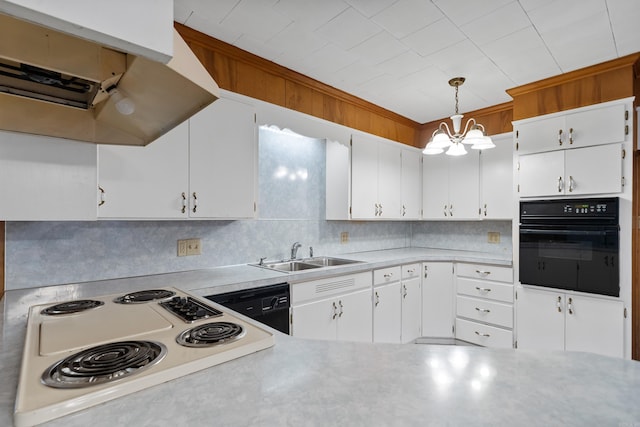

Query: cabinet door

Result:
[189,98,256,218]
[480,133,513,219]
[422,154,449,219]
[448,151,480,219]
[98,122,189,219]
[401,148,421,220]
[565,295,624,358]
[373,282,401,344]
[515,116,565,154]
[518,151,564,197]
[377,142,402,219]
[422,263,454,338]
[515,286,564,351]
[291,298,336,341]
[0,131,97,220]
[401,277,422,343]
[351,135,379,219]
[564,144,622,195]
[337,288,373,343]
[565,103,626,149]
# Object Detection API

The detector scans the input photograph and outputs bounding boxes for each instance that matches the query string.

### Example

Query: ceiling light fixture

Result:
[422,77,495,156]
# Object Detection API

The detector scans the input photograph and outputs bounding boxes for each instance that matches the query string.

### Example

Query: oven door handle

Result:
[519,228,615,236]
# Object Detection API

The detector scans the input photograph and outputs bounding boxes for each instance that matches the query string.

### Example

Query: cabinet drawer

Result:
[456,295,513,328]
[456,263,513,283]
[374,266,401,286]
[291,272,372,304]
[402,263,420,280]
[455,318,513,348]
[457,277,514,303]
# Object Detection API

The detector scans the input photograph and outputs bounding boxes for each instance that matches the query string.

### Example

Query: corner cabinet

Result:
[291,272,372,343]
[480,133,513,219]
[421,262,454,338]
[422,150,480,220]
[98,97,257,219]
[516,286,624,358]
[0,131,97,220]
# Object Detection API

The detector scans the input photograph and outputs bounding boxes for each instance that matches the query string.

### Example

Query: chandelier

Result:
[422,77,495,156]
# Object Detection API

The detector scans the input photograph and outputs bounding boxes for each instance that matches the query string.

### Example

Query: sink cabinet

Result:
[98,96,256,219]
[291,272,372,343]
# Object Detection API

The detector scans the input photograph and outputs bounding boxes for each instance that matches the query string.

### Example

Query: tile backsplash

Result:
[5,127,511,290]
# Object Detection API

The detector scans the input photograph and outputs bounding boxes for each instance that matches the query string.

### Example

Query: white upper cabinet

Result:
[0,131,97,220]
[518,144,623,197]
[98,97,256,219]
[423,151,480,220]
[480,133,513,219]
[400,148,422,220]
[189,98,256,219]
[515,101,628,154]
[98,123,189,219]
[351,134,402,219]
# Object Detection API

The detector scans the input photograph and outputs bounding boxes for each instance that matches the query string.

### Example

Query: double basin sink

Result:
[252,256,362,273]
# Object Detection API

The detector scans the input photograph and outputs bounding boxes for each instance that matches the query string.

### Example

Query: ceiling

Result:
[174,0,640,124]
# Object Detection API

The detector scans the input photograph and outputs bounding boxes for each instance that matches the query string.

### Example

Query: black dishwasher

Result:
[206,283,290,334]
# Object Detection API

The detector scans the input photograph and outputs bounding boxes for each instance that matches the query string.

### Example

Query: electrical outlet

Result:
[340,231,349,244]
[177,239,188,257]
[177,238,202,256]
[186,238,202,256]
[487,232,500,244]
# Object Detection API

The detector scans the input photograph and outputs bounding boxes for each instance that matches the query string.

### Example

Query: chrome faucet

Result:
[290,242,302,260]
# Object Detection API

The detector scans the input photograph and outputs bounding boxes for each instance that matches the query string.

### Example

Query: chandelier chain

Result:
[454,84,459,115]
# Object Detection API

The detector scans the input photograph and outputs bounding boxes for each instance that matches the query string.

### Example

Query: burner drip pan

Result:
[114,289,176,304]
[177,322,245,347]
[42,340,167,389]
[41,300,104,315]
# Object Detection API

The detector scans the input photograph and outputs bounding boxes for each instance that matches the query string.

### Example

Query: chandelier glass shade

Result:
[423,77,495,156]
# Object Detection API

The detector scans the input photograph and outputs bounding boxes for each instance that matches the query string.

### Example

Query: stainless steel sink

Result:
[250,256,362,272]
[259,261,322,272]
[303,256,363,267]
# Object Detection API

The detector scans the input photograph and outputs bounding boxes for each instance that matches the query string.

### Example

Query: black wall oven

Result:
[519,197,619,297]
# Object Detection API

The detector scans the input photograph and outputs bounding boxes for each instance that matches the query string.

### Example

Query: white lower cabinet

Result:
[516,286,624,358]
[291,272,372,343]
[455,263,514,348]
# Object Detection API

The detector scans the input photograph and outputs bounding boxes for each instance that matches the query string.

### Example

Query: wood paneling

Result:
[175,23,421,147]
[507,54,640,121]
[419,102,513,147]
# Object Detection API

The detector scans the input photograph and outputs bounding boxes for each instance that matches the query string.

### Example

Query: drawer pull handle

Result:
[475,307,491,313]
[406,268,415,274]
[475,270,491,277]
[475,286,491,292]
[383,273,393,279]
[475,331,491,338]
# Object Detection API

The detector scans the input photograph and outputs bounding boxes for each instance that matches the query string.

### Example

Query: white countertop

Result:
[12,248,639,425]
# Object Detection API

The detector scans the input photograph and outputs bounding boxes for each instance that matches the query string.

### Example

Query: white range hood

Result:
[0,12,220,146]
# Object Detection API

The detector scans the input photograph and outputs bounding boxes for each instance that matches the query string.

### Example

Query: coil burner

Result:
[176,322,246,348]
[41,341,166,389]
[40,300,105,315]
[113,289,176,304]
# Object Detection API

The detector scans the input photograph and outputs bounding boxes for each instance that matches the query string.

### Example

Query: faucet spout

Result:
[290,241,302,260]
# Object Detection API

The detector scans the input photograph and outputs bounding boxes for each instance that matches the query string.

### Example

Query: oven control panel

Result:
[563,202,610,214]
[521,197,618,222]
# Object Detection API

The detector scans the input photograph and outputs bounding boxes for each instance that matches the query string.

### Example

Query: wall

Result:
[4,127,510,290]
